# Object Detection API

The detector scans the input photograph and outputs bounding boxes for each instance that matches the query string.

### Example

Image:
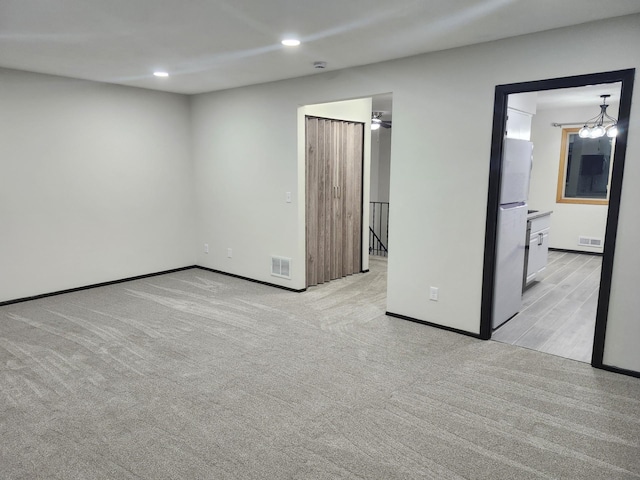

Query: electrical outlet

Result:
[204,243,209,254]
[286,192,292,203]
[429,287,439,301]
[227,248,233,258]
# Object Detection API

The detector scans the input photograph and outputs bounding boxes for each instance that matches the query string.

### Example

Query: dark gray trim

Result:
[195,266,306,292]
[591,70,635,371]
[480,68,636,377]
[597,364,640,379]
[386,311,482,339]
[0,266,197,306]
[479,86,508,340]
[0,264,312,306]
[548,247,603,257]
[359,121,366,273]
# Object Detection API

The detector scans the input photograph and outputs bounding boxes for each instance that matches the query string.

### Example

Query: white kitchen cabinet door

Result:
[527,227,550,284]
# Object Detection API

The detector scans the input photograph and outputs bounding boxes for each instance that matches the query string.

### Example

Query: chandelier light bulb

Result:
[590,125,606,138]
[576,94,619,140]
[578,126,591,138]
[371,113,383,131]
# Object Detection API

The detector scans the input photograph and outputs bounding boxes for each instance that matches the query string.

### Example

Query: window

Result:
[556,127,614,205]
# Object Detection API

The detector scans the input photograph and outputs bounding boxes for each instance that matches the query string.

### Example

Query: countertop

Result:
[527,210,553,221]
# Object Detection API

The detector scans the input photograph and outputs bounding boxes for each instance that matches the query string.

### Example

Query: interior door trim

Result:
[479,69,636,374]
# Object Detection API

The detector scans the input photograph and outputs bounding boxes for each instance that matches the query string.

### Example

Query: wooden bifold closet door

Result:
[306,116,363,288]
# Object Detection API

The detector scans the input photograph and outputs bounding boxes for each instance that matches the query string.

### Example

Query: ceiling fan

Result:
[371,111,392,130]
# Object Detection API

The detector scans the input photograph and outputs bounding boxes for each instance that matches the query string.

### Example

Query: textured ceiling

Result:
[2,0,639,94]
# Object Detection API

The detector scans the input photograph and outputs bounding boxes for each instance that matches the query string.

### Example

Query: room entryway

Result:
[491,83,620,364]
[305,116,363,288]
[369,93,393,264]
[481,69,635,371]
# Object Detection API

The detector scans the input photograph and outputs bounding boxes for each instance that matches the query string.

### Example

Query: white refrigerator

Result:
[492,138,533,330]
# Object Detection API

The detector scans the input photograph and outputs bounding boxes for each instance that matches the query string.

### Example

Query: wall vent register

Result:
[578,236,603,247]
[271,256,291,279]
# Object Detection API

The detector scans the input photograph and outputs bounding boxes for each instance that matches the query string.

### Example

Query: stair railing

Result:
[369,201,389,256]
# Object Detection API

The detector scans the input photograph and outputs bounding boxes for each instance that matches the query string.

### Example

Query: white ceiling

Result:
[2,1,639,95]
[535,83,622,110]
[372,93,393,119]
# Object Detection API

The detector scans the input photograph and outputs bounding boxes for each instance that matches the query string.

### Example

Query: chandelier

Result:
[578,94,618,139]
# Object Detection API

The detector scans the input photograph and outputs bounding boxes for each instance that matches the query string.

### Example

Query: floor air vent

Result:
[578,236,603,247]
[271,256,291,279]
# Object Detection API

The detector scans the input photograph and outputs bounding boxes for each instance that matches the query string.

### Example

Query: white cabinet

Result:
[506,92,537,141]
[506,109,533,140]
[525,213,551,286]
[508,92,538,116]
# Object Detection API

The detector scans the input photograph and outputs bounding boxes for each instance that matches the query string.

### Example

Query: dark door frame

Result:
[479,69,636,372]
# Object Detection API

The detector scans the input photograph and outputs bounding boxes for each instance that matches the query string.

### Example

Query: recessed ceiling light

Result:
[281,39,301,47]
[153,71,169,77]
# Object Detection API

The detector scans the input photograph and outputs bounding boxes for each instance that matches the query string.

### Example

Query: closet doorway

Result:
[305,116,364,287]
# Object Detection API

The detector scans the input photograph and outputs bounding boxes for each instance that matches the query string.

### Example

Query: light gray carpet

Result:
[1,256,639,479]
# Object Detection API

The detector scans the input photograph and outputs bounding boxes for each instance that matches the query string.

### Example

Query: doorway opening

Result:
[305,116,364,287]
[300,95,394,289]
[480,69,635,370]
[492,85,621,362]
[369,93,393,277]
[300,97,373,290]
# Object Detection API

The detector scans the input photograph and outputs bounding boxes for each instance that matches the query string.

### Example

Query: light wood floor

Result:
[492,251,602,363]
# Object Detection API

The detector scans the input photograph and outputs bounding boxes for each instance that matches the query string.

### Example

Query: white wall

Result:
[191,94,371,290]
[529,103,619,252]
[370,130,380,202]
[300,99,372,125]
[370,127,392,250]
[0,69,195,302]
[2,15,638,373]
[191,14,640,372]
[370,128,392,203]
